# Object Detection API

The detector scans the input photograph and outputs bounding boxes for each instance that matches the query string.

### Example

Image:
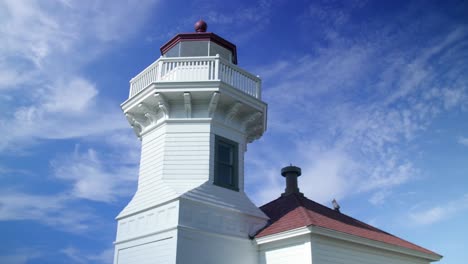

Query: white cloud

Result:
[62,246,114,264]
[0,134,139,233]
[44,78,98,113]
[408,194,468,225]
[0,0,158,151]
[102,131,142,165]
[0,98,128,151]
[458,136,468,146]
[247,11,468,207]
[369,190,391,205]
[0,191,93,233]
[298,146,361,203]
[51,147,138,202]
[151,0,273,44]
[0,249,41,264]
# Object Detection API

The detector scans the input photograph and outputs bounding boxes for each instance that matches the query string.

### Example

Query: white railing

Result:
[129,55,262,99]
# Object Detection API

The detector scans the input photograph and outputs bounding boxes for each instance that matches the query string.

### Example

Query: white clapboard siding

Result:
[176,227,258,264]
[118,127,174,217]
[118,124,212,218]
[163,131,210,195]
[182,182,267,219]
[313,236,428,264]
[260,240,312,264]
[117,238,174,264]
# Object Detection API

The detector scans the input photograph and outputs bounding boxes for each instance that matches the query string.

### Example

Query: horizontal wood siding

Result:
[182,182,268,218]
[118,127,176,217]
[176,227,257,264]
[116,235,176,264]
[313,236,428,264]
[163,131,210,194]
[259,236,312,264]
[118,239,172,264]
[118,123,212,218]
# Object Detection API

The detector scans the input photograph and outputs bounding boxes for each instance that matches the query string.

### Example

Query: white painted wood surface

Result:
[114,229,178,264]
[129,56,261,99]
[312,235,429,264]
[117,121,211,218]
[117,237,173,264]
[116,201,179,242]
[176,227,258,264]
[259,234,312,264]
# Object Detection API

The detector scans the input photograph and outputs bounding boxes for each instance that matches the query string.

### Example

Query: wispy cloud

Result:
[0,1,148,234]
[247,4,468,206]
[51,146,138,202]
[408,194,468,225]
[147,0,273,44]
[0,248,41,264]
[61,246,114,264]
[458,136,468,146]
[0,191,94,233]
[0,131,139,231]
[0,0,158,151]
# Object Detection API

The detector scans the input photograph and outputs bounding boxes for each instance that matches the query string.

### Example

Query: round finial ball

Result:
[194,20,207,32]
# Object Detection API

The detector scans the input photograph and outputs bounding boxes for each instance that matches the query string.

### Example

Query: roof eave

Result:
[255,226,311,245]
[310,226,442,262]
[255,225,442,262]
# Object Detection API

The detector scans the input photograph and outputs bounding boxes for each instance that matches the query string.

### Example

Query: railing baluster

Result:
[214,55,220,80]
[129,56,261,99]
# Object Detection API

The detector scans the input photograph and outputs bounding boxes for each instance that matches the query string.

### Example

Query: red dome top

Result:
[194,20,207,32]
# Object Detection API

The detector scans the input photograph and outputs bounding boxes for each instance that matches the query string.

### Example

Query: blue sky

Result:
[0,0,467,263]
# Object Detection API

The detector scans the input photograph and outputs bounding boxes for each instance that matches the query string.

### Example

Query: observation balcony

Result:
[129,55,261,100]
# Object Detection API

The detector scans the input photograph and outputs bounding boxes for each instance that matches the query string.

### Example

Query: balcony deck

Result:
[129,55,261,99]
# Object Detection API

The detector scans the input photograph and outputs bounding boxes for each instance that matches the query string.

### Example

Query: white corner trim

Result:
[309,226,442,261]
[254,227,311,245]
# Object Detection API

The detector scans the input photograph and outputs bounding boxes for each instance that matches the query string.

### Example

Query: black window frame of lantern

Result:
[214,135,239,191]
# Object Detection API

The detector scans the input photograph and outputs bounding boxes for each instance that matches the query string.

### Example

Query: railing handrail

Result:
[155,56,218,62]
[217,57,261,83]
[129,56,262,99]
[130,58,161,83]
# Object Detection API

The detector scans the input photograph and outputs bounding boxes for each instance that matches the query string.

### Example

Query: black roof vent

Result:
[281,165,303,197]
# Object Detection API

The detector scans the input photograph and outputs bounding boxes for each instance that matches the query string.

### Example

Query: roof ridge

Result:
[292,194,313,225]
[297,195,392,235]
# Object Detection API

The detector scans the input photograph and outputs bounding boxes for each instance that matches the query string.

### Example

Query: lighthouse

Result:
[112,20,443,264]
[113,21,268,264]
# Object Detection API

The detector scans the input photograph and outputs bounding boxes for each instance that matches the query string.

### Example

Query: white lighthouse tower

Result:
[113,21,268,264]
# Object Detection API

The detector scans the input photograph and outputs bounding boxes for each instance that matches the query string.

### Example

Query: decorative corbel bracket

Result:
[225,102,243,124]
[125,112,144,137]
[241,112,262,131]
[208,92,220,118]
[154,92,169,118]
[138,102,159,124]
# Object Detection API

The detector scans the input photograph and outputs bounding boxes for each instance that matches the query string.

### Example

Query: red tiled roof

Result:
[256,193,440,257]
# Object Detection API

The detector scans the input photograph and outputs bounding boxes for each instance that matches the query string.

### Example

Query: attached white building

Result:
[113,20,442,264]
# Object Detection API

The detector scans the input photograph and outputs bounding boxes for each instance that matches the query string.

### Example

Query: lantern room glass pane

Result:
[180,41,209,57]
[209,42,232,62]
[164,42,180,57]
